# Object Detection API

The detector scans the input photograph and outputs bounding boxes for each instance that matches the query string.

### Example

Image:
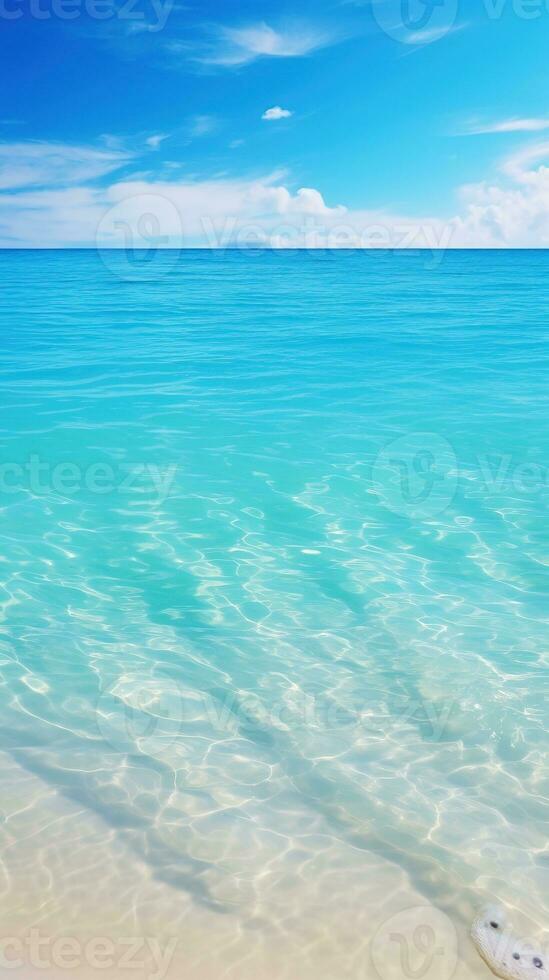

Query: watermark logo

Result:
[96,193,183,281]
[371,906,459,980]
[371,0,549,41]
[371,0,459,43]
[371,433,459,519]
[96,677,193,754]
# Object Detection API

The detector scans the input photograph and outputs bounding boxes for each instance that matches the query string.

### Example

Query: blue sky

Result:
[2,0,549,246]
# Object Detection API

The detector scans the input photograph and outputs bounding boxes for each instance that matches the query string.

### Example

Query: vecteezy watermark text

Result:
[0,455,178,504]
[199,215,455,260]
[0,0,173,28]
[94,192,456,281]
[96,677,466,756]
[0,931,178,979]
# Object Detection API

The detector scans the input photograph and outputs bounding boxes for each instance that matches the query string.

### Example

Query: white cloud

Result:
[262,106,293,121]
[188,115,217,138]
[500,141,549,181]
[0,170,348,247]
[464,117,549,135]
[403,26,449,44]
[196,21,341,67]
[146,133,169,149]
[451,142,549,246]
[0,141,130,191]
[0,187,106,246]
[4,138,549,250]
[403,22,468,46]
[0,170,452,254]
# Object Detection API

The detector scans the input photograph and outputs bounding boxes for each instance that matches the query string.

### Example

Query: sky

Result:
[2,0,549,247]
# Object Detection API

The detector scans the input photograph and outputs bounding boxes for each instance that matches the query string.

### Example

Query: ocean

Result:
[0,248,547,979]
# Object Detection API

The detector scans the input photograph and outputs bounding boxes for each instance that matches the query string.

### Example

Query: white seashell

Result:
[471,906,548,980]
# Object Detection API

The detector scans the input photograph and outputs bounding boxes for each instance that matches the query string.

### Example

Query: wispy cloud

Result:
[146,133,170,149]
[194,21,343,68]
[463,117,549,135]
[188,115,218,137]
[262,106,293,121]
[500,140,549,180]
[0,141,131,191]
[403,22,467,45]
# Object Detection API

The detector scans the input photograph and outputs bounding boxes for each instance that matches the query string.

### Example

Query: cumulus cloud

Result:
[0,170,450,252]
[262,106,293,121]
[451,142,549,246]
[0,170,348,247]
[3,138,549,249]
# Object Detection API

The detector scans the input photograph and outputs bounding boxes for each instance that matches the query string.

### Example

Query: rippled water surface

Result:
[0,250,547,979]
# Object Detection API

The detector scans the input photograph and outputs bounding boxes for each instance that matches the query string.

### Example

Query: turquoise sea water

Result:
[0,249,547,979]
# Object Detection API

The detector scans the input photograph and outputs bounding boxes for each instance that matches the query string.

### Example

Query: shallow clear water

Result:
[0,249,547,979]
